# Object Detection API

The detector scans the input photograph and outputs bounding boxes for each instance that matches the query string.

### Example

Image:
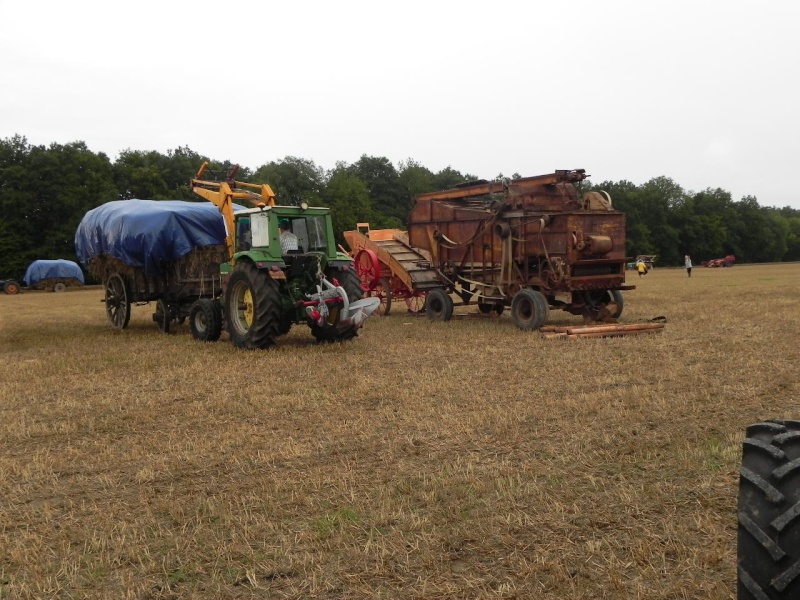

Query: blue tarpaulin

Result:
[24,259,85,286]
[75,200,233,276]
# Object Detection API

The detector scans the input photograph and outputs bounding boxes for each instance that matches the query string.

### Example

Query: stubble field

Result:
[1,263,799,599]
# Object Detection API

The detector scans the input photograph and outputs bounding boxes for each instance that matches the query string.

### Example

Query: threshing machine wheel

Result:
[53,282,66,293]
[425,289,454,322]
[371,277,392,316]
[189,298,222,342]
[738,420,800,600]
[104,274,131,330]
[405,292,426,314]
[478,300,504,316]
[312,269,364,343]
[510,289,549,330]
[225,262,283,349]
[154,298,171,334]
[354,248,381,291]
[3,280,21,295]
[592,290,624,319]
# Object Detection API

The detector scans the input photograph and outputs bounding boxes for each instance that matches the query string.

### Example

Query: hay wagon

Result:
[23,259,85,292]
[76,200,230,333]
[343,223,440,315]
[87,247,226,332]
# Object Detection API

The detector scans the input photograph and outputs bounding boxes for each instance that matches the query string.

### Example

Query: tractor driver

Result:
[279,220,299,253]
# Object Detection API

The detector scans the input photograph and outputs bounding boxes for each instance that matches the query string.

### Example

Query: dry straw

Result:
[1,263,798,598]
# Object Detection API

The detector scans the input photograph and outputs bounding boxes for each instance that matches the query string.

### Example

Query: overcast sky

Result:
[2,0,799,209]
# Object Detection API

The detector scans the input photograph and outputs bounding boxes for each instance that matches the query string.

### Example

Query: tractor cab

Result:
[231,207,337,262]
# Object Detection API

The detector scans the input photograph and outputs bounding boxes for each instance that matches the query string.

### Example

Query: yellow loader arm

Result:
[190,162,277,259]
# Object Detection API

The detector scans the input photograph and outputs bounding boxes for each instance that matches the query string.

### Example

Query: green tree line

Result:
[2,134,799,282]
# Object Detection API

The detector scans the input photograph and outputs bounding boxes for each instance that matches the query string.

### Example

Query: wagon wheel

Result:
[154,298,171,334]
[3,280,21,295]
[53,282,66,293]
[354,248,381,291]
[510,289,549,330]
[370,277,392,316]
[405,292,426,314]
[104,274,131,330]
[425,288,454,322]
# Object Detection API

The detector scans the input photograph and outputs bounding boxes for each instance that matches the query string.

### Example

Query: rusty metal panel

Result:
[407,169,631,306]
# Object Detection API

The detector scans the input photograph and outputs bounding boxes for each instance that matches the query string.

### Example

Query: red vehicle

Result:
[702,255,735,267]
[343,224,437,315]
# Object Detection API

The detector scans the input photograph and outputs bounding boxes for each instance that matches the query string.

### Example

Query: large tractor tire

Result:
[738,420,800,599]
[312,269,364,343]
[189,298,222,342]
[225,262,282,349]
[425,288,454,322]
[104,274,131,330]
[3,280,21,295]
[511,288,549,330]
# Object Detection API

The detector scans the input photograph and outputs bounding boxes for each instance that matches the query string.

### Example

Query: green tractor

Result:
[189,164,378,349]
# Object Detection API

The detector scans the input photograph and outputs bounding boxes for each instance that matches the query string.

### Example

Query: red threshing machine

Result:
[343,224,438,315]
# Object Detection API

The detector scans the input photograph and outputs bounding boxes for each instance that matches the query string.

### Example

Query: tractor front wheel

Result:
[225,262,282,349]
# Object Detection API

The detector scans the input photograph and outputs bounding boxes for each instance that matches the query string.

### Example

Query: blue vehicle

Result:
[23,259,85,292]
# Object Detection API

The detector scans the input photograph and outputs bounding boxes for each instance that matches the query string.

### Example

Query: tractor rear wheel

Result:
[189,298,222,342]
[3,280,20,295]
[225,262,282,349]
[511,288,549,330]
[104,274,131,330]
[738,420,800,599]
[425,288,454,322]
[312,269,364,343]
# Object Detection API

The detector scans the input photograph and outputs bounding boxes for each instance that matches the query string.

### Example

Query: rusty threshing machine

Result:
[347,169,633,330]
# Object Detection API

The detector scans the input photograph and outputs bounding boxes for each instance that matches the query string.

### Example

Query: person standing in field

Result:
[685,255,692,277]
[637,259,648,277]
